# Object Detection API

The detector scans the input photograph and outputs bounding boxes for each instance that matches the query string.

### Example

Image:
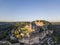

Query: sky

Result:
[0,0,60,22]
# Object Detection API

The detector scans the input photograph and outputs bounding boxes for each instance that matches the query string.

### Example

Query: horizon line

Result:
[0,20,60,22]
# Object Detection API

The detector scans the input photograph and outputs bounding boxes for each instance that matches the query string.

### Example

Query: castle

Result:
[11,20,53,45]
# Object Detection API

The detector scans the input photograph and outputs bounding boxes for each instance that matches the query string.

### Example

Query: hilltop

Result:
[0,20,60,45]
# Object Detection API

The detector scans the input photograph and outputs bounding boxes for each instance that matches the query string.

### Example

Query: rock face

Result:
[11,20,53,45]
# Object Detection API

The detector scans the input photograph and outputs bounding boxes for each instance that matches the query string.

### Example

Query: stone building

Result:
[11,20,53,45]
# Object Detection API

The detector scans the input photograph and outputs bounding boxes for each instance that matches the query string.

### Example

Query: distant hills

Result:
[0,20,60,25]
[51,22,60,25]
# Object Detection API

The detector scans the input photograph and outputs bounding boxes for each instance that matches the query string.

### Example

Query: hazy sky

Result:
[0,0,60,22]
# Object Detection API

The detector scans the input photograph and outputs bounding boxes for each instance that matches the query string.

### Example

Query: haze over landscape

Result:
[0,0,60,22]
